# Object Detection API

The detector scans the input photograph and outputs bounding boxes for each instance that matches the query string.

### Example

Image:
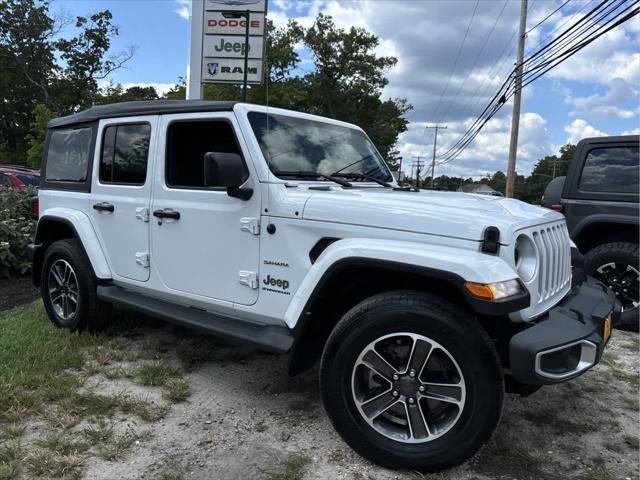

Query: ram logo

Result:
[206,62,219,76]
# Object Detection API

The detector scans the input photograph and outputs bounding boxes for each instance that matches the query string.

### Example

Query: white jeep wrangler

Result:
[28,100,618,472]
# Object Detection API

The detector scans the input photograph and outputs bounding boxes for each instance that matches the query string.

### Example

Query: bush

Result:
[0,186,37,277]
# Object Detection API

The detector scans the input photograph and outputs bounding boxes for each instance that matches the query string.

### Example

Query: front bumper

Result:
[509,277,620,385]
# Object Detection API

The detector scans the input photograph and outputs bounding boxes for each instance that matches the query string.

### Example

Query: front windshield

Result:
[248,112,393,182]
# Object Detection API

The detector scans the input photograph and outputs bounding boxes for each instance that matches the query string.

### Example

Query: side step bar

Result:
[97,286,294,354]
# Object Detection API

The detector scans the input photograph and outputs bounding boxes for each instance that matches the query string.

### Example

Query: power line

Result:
[434,0,638,165]
[425,125,447,187]
[526,0,573,34]
[431,0,480,123]
[445,0,511,122]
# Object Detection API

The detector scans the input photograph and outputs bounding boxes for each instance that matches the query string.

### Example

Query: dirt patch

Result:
[0,276,38,311]
[1,303,639,480]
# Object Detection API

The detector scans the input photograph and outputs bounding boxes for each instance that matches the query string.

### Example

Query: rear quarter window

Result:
[579,146,639,194]
[45,127,93,182]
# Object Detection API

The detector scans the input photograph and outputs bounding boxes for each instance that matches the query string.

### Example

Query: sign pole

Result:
[187,0,204,100]
[242,10,250,102]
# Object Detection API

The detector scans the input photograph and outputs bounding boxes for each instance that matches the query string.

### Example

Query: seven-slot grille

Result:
[531,223,572,303]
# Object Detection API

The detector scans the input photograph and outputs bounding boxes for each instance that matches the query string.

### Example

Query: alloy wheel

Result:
[351,332,466,444]
[596,262,640,312]
[48,259,79,322]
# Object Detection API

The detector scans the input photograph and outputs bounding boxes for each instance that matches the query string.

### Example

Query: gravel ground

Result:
[78,320,638,480]
[3,306,638,480]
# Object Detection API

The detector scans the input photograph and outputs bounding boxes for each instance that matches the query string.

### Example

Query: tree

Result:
[164,15,411,162]
[96,83,159,104]
[0,0,131,162]
[25,103,55,167]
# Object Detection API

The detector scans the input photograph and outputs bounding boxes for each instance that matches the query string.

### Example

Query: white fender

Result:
[39,208,112,279]
[283,238,518,329]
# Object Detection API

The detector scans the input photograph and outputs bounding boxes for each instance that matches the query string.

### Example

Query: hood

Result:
[302,188,564,244]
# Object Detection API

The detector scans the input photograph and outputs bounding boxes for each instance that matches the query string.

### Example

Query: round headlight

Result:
[515,234,537,283]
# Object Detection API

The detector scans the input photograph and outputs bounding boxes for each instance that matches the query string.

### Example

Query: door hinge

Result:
[238,271,258,289]
[135,252,150,268]
[136,207,150,223]
[240,217,260,235]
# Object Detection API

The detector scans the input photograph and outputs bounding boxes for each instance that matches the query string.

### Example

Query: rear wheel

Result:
[319,291,503,472]
[583,242,639,332]
[41,239,111,332]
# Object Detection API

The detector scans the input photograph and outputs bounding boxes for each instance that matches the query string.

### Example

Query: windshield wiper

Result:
[333,172,392,188]
[272,170,352,187]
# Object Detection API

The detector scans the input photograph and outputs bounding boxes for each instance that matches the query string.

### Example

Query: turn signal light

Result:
[464,279,522,301]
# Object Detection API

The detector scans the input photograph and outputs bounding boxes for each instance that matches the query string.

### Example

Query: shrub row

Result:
[0,187,37,277]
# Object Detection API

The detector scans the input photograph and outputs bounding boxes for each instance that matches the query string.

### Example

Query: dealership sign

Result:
[199,0,267,85]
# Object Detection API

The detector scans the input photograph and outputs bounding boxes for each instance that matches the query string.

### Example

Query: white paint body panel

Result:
[38,103,573,333]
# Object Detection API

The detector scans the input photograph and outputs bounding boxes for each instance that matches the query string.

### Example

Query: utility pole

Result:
[426,125,447,188]
[412,156,426,188]
[506,0,528,198]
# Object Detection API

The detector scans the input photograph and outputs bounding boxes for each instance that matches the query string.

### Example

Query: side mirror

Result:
[204,152,253,200]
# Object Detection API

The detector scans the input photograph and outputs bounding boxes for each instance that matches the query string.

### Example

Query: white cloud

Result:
[397,111,552,179]
[622,128,640,136]
[566,78,638,119]
[564,119,608,144]
[174,0,190,21]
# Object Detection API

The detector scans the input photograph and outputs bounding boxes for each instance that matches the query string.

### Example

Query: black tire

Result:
[583,242,639,332]
[319,290,503,472]
[41,239,111,332]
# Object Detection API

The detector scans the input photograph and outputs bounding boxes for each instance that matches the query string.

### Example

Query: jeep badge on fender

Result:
[28,100,620,473]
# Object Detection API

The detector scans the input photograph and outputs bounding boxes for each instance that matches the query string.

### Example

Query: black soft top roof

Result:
[47,100,238,128]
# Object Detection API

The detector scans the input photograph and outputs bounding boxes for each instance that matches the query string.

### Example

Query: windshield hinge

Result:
[240,217,260,235]
[135,252,150,268]
[238,271,258,289]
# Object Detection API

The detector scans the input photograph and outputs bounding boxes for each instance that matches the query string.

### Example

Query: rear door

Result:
[90,116,158,282]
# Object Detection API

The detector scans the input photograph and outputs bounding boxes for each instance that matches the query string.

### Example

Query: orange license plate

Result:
[603,314,612,344]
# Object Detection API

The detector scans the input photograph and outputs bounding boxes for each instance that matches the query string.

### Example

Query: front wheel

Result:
[319,291,504,472]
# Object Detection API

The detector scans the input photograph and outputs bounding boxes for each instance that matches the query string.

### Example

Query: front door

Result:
[150,113,261,306]
[90,117,157,282]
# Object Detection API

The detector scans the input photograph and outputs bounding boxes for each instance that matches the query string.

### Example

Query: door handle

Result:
[93,202,114,212]
[153,209,180,220]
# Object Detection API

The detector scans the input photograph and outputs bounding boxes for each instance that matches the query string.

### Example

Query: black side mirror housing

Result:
[204,152,253,200]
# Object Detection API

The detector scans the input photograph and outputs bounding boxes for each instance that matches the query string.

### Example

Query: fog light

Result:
[464,279,522,301]
[535,340,597,380]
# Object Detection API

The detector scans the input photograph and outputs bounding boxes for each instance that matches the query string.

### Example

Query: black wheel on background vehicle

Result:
[319,290,504,472]
[41,239,111,332]
[583,242,639,332]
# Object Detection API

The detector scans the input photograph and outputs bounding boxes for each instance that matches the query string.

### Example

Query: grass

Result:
[0,302,99,421]
[137,362,179,386]
[163,379,190,403]
[34,434,90,456]
[81,419,114,444]
[23,449,85,479]
[2,424,25,439]
[260,453,311,480]
[97,430,150,461]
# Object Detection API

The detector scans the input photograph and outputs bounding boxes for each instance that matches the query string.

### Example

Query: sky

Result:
[54,0,640,179]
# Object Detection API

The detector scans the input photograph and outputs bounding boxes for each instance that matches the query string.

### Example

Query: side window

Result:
[166,120,245,188]
[45,127,93,182]
[579,146,639,194]
[100,124,151,185]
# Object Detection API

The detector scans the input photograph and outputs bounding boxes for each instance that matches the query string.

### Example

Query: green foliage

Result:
[0,0,131,159]
[0,186,37,277]
[96,83,159,105]
[25,103,55,168]
[163,16,411,161]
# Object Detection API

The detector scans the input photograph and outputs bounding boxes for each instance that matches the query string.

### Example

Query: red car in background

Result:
[0,164,40,192]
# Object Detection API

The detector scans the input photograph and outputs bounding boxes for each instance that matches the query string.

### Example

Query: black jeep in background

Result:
[543,135,639,330]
